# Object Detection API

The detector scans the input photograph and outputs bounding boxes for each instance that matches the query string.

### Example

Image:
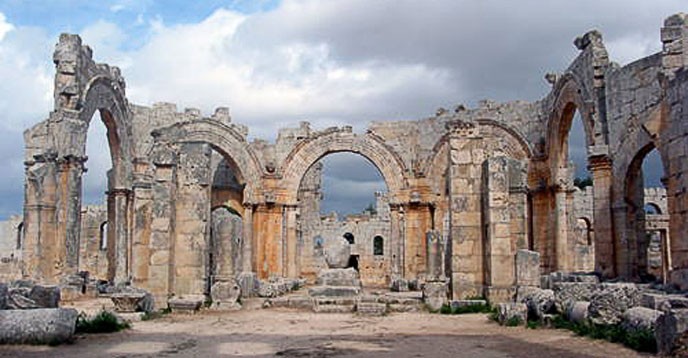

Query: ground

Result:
[0,302,649,358]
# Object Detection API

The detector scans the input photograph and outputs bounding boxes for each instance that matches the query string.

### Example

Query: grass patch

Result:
[526,320,541,329]
[141,308,171,321]
[438,303,493,315]
[550,315,656,353]
[75,311,130,334]
[505,316,523,327]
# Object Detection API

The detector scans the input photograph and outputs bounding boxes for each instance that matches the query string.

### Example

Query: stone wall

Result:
[6,13,688,305]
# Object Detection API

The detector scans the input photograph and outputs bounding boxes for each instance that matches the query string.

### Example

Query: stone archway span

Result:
[422,118,532,178]
[78,74,134,188]
[152,119,263,203]
[544,73,602,168]
[280,130,408,205]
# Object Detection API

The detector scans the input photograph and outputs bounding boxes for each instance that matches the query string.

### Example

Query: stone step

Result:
[356,302,387,316]
[308,286,360,297]
[314,304,355,313]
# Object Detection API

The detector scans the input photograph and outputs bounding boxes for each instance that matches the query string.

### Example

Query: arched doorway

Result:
[623,145,669,282]
[296,152,390,287]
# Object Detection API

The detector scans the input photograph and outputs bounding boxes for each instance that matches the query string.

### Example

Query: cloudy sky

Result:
[0,0,680,218]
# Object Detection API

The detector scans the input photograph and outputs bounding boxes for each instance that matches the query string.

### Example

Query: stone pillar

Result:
[426,230,443,281]
[508,160,529,250]
[253,203,283,279]
[553,166,574,272]
[588,154,615,278]
[172,143,210,296]
[404,203,431,277]
[389,204,405,278]
[446,119,484,300]
[22,153,59,282]
[482,157,514,304]
[107,188,131,284]
[241,203,254,273]
[130,167,153,287]
[148,160,176,304]
[56,156,86,279]
[284,205,298,277]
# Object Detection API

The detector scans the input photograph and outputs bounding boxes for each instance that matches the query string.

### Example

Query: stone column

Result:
[588,154,615,277]
[22,153,59,282]
[446,119,484,300]
[404,203,431,277]
[482,157,514,304]
[284,205,299,278]
[130,165,153,287]
[553,166,573,272]
[253,202,283,279]
[389,204,402,278]
[106,188,131,284]
[58,156,87,278]
[241,203,254,273]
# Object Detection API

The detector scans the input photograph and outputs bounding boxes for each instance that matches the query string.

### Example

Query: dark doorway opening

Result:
[347,255,359,271]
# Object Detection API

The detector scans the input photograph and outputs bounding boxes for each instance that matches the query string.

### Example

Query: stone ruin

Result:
[1,11,688,348]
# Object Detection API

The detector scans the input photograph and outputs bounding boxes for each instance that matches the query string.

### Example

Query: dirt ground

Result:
[0,300,651,358]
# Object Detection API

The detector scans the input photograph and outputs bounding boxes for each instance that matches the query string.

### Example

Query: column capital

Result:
[587,154,612,171]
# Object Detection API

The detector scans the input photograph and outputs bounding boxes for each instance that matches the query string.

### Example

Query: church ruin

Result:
[6,13,688,307]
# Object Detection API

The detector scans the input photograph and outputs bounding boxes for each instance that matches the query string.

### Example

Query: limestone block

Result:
[655,309,688,356]
[0,308,78,344]
[110,292,148,313]
[423,281,448,312]
[549,272,599,284]
[29,285,60,308]
[641,293,688,311]
[237,272,259,298]
[670,268,688,291]
[210,280,241,311]
[588,283,642,325]
[621,306,663,332]
[0,283,7,309]
[168,295,205,313]
[497,303,527,326]
[113,286,155,313]
[390,278,409,292]
[357,302,387,316]
[316,268,361,287]
[552,282,599,313]
[515,250,540,287]
[308,286,360,297]
[323,236,351,269]
[520,288,555,321]
[7,289,40,309]
[567,301,590,324]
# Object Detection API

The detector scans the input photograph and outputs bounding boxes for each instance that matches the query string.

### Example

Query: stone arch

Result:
[152,119,263,203]
[280,131,408,205]
[619,141,668,279]
[544,75,600,171]
[644,203,662,215]
[79,75,134,188]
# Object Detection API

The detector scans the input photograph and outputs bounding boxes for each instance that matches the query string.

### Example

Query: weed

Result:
[505,316,523,327]
[75,311,130,334]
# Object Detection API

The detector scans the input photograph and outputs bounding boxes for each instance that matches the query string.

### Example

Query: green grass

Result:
[551,315,655,353]
[505,316,523,327]
[75,311,130,334]
[438,303,493,315]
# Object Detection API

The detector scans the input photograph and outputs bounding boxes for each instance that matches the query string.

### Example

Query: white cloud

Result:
[0,13,13,41]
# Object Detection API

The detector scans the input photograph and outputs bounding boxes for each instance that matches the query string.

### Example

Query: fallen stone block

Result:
[423,281,448,312]
[390,278,409,292]
[497,303,527,326]
[655,309,688,355]
[323,236,351,269]
[670,268,688,291]
[641,293,688,311]
[237,272,259,298]
[316,268,361,287]
[450,300,488,309]
[0,308,77,344]
[308,286,360,297]
[29,285,60,308]
[521,288,555,321]
[566,301,590,324]
[622,306,663,332]
[0,283,7,309]
[168,295,205,313]
[588,283,641,325]
[552,282,599,314]
[210,280,241,311]
[7,290,40,309]
[357,302,386,316]
[111,292,148,313]
[515,250,540,287]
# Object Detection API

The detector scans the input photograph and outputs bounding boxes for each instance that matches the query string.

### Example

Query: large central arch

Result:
[280,130,408,204]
